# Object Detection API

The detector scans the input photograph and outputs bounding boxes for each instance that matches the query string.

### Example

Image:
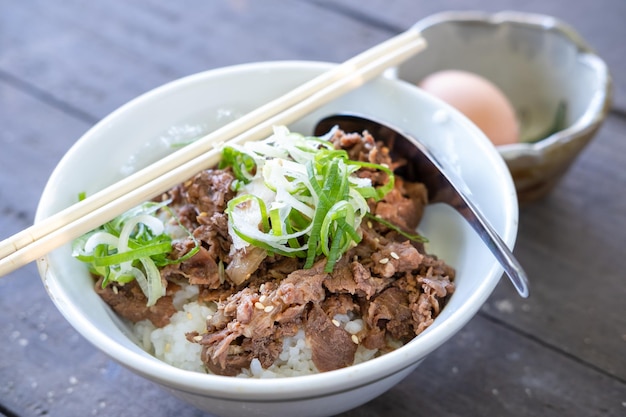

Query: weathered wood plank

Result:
[0,84,88,240]
[0,0,391,120]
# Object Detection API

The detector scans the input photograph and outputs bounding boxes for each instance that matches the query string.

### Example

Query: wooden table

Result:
[1,1,625,416]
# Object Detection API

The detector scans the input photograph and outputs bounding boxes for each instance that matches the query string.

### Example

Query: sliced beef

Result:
[160,244,220,288]
[370,241,424,278]
[257,255,302,281]
[194,211,232,261]
[362,287,413,348]
[191,262,328,376]
[161,211,233,289]
[351,261,390,299]
[373,176,428,233]
[324,254,391,299]
[94,278,177,327]
[321,294,359,317]
[183,169,236,216]
[324,255,359,295]
[305,304,358,372]
[412,274,455,335]
[331,130,375,162]
[173,203,199,231]
[197,285,237,304]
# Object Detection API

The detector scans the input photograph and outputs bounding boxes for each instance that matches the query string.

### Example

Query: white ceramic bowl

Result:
[390,11,612,203]
[35,61,518,417]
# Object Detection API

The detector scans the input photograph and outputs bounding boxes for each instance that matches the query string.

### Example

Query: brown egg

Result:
[419,70,519,146]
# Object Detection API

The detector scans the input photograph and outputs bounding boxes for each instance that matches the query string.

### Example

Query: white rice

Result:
[131,288,380,377]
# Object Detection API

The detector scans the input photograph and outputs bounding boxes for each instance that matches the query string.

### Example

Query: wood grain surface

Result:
[1,1,624,416]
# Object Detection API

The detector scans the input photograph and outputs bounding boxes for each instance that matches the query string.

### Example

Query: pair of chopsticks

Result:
[0,29,426,278]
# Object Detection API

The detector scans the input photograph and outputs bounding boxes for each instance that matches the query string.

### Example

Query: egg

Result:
[419,70,519,146]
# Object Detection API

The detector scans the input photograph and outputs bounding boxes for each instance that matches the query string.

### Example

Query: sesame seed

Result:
[332,319,341,327]
[351,335,359,344]
[112,286,118,295]
[390,251,399,260]
[379,258,389,264]
[186,312,193,320]
[254,302,265,310]
[264,305,274,313]
[206,314,213,321]
[193,335,203,342]
[367,221,373,228]
[198,211,208,217]
[374,237,380,243]
[259,295,267,304]
[165,343,171,353]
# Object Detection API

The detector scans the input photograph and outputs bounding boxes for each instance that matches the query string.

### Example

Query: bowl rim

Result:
[35,60,517,400]
[406,10,612,159]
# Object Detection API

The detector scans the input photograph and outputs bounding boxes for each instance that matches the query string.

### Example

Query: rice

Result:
[134,301,214,372]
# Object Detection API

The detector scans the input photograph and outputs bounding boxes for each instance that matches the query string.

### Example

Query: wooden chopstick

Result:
[0,29,426,277]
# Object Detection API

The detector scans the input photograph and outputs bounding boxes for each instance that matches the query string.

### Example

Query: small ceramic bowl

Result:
[390,11,612,203]
[35,61,518,417]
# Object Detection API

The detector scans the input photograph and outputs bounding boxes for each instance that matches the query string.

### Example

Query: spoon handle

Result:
[454,195,529,297]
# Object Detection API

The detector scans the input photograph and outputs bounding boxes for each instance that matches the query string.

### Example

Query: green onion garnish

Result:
[365,212,428,243]
[221,126,394,272]
[72,200,199,306]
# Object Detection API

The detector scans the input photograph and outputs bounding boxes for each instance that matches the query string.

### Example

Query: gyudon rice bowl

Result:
[74,125,455,377]
[36,61,518,417]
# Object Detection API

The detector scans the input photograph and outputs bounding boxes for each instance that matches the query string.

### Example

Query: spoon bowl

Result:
[314,113,529,297]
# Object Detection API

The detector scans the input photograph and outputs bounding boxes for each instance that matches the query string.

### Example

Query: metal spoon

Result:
[314,113,529,298]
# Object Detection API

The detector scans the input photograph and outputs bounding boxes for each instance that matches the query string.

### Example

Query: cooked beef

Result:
[183,169,236,217]
[305,304,358,372]
[363,287,414,347]
[94,278,177,327]
[324,253,392,300]
[164,245,220,287]
[321,294,359,317]
[373,177,428,233]
[194,211,232,261]
[323,255,359,295]
[95,130,456,377]
[412,272,455,335]
[188,262,329,375]
[370,241,423,278]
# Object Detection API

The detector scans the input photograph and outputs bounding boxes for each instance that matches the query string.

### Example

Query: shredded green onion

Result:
[220,126,394,272]
[72,199,199,306]
[365,212,428,243]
